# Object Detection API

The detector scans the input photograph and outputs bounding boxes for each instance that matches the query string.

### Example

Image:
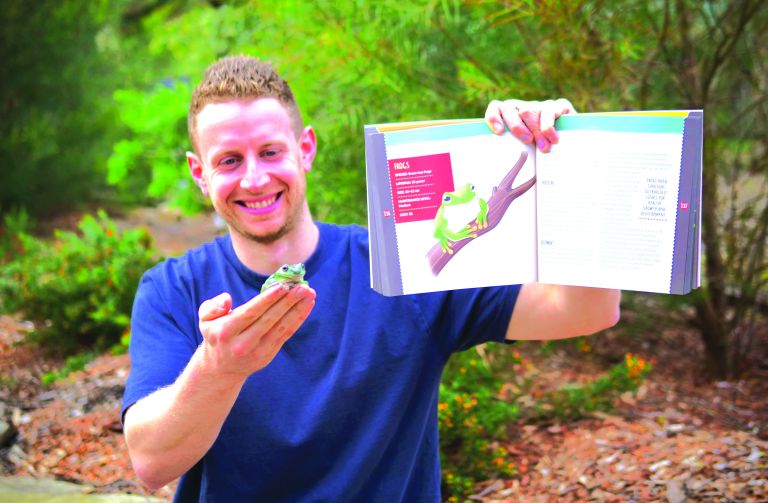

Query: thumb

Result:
[198,292,232,322]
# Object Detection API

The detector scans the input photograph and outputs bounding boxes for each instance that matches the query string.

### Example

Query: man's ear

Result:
[298,126,317,173]
[186,152,209,196]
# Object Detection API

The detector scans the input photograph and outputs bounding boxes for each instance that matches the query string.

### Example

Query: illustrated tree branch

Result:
[426,151,535,276]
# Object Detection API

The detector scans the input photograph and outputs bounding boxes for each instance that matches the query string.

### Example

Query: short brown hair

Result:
[188,55,303,150]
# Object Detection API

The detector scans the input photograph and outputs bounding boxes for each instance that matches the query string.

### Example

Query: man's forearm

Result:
[124,345,245,490]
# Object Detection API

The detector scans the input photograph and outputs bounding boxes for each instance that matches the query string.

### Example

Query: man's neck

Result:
[229,214,320,276]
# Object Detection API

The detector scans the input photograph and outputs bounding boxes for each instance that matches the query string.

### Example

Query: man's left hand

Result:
[485,98,576,153]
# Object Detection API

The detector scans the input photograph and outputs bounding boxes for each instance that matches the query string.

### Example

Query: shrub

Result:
[438,345,652,501]
[533,353,652,422]
[439,347,521,500]
[41,351,98,385]
[0,207,33,263]
[0,210,160,354]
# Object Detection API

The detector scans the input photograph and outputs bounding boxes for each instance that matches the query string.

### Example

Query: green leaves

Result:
[439,347,521,498]
[0,0,122,214]
[0,211,160,354]
[107,83,202,211]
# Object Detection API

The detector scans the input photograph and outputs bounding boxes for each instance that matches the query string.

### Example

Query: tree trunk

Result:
[694,126,732,379]
[694,294,730,379]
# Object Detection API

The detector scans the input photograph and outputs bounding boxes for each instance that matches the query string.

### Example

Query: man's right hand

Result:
[197,285,316,380]
[124,284,315,489]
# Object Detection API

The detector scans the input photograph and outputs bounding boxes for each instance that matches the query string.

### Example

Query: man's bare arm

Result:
[506,284,620,341]
[123,285,315,489]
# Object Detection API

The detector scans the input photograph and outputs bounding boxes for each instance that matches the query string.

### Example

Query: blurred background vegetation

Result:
[1,0,766,498]
[0,0,768,500]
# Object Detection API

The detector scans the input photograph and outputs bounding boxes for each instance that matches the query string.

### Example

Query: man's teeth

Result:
[242,196,277,209]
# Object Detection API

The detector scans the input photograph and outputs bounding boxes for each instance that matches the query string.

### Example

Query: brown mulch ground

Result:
[474,326,768,502]
[2,313,766,502]
[0,315,176,499]
[1,208,766,501]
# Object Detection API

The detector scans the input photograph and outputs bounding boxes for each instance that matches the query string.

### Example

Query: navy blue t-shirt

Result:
[122,222,519,502]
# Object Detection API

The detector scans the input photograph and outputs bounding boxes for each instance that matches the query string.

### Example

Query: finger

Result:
[499,99,536,144]
[539,101,559,146]
[261,293,316,351]
[484,100,505,135]
[204,286,290,344]
[555,98,577,115]
[540,98,577,146]
[230,284,290,326]
[238,287,316,354]
[240,293,316,371]
[249,286,315,336]
[198,292,232,322]
[515,103,549,152]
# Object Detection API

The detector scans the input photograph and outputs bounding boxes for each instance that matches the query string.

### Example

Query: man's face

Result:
[187,98,316,244]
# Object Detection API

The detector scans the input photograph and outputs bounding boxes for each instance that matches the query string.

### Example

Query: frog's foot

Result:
[440,242,454,255]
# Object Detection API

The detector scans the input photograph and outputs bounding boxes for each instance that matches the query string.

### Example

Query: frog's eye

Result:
[470,184,475,191]
[281,265,289,272]
[444,195,451,203]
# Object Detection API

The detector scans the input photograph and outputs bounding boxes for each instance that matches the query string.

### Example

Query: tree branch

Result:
[426,151,534,276]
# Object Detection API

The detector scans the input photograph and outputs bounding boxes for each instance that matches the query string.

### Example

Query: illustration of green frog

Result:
[261,263,309,293]
[433,183,488,254]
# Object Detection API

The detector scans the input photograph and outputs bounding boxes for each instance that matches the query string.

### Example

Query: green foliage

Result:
[5,0,765,492]
[0,208,34,263]
[439,345,652,499]
[107,82,203,212]
[5,2,766,374]
[0,0,123,215]
[439,347,519,500]
[0,210,160,354]
[533,353,652,422]
[41,351,98,386]
[102,1,507,224]
[111,331,132,356]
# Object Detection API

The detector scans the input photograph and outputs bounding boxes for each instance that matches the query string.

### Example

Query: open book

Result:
[364,111,703,296]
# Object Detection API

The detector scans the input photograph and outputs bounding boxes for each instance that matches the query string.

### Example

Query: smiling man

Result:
[121,55,620,502]
[188,97,316,246]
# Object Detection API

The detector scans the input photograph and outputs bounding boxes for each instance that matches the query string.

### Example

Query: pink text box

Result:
[388,153,454,224]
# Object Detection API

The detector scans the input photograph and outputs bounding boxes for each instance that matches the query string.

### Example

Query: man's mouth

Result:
[237,193,281,213]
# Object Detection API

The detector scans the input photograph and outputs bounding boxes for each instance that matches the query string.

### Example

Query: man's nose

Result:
[240,157,270,190]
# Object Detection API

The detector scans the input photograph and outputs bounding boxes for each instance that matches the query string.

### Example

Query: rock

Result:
[0,418,16,448]
[0,476,167,502]
[666,480,686,503]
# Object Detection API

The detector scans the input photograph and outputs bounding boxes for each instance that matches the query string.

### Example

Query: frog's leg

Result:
[439,235,453,254]
[434,211,455,254]
[260,278,276,293]
[476,198,488,229]
[444,227,477,243]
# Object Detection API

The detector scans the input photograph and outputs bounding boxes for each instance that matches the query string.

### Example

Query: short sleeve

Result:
[121,271,200,422]
[414,284,520,356]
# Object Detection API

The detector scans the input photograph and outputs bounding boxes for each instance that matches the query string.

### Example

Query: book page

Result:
[383,125,538,294]
[536,129,683,293]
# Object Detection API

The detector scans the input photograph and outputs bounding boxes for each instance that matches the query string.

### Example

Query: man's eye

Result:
[219,157,239,168]
[261,149,279,158]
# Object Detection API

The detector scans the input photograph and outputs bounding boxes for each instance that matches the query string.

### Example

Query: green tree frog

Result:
[261,263,309,293]
[433,183,488,254]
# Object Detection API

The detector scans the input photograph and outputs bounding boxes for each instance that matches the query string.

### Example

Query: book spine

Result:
[670,111,703,294]
[364,127,404,296]
[687,111,704,291]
